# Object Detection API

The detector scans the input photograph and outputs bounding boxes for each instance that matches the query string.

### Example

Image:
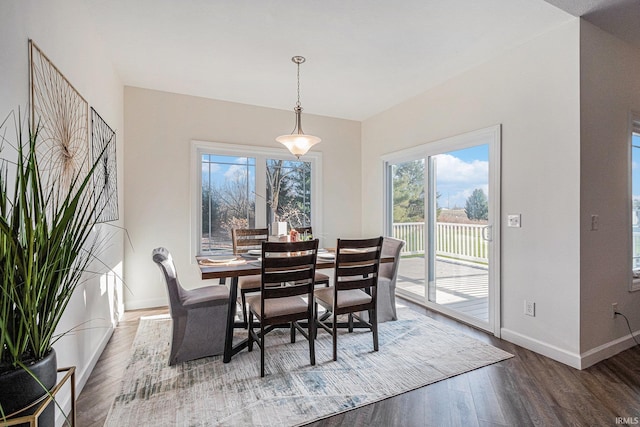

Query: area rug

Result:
[104,309,512,426]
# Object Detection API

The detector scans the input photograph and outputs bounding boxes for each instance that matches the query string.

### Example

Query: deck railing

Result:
[393,222,488,264]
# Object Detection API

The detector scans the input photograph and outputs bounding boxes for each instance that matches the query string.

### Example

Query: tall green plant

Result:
[0,116,107,369]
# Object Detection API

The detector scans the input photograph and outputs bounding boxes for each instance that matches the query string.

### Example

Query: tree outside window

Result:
[266,159,312,229]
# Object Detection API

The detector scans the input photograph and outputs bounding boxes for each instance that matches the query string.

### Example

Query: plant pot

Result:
[0,349,57,427]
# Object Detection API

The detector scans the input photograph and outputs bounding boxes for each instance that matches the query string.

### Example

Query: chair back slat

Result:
[338,277,377,292]
[264,269,314,286]
[338,238,381,248]
[294,226,313,235]
[336,263,378,278]
[265,253,316,269]
[336,250,380,264]
[232,228,269,254]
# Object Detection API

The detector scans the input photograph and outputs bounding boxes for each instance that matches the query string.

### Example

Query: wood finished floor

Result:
[77,301,640,426]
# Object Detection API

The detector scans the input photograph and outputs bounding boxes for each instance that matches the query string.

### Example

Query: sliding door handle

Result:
[482,225,493,242]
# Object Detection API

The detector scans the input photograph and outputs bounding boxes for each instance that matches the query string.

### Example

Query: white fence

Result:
[393,222,488,263]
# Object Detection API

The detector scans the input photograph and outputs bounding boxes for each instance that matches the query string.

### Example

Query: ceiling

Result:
[544,0,640,48]
[83,0,635,121]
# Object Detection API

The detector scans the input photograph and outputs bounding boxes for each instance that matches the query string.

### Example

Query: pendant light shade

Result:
[276,56,321,158]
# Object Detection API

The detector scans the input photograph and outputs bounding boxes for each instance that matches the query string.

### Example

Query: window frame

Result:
[190,140,322,260]
[629,112,640,291]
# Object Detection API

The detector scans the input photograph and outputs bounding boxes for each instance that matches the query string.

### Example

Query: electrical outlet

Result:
[612,303,618,319]
[524,300,535,317]
[508,214,521,228]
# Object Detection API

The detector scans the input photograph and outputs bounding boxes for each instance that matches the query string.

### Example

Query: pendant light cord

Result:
[296,60,301,109]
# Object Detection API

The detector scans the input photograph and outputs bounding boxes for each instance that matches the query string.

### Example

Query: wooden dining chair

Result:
[246,239,319,377]
[232,228,269,327]
[315,236,384,361]
[292,226,330,287]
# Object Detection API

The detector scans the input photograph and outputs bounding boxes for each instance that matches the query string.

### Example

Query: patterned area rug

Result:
[104,309,512,426]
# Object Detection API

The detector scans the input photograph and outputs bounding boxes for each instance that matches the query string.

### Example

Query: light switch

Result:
[508,214,521,228]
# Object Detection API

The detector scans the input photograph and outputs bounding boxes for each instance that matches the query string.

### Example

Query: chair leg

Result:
[348,313,354,332]
[248,311,254,352]
[168,316,186,366]
[260,322,265,377]
[290,321,296,343]
[371,309,379,352]
[309,309,316,366]
[314,303,319,339]
[241,291,248,328]
[332,311,338,361]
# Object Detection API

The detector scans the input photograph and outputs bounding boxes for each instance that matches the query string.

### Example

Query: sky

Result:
[435,144,489,209]
[201,155,255,188]
[199,146,491,212]
[200,155,308,195]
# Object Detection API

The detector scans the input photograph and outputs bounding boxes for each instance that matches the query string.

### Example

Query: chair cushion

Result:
[247,295,309,319]
[314,272,330,282]
[238,274,261,291]
[315,287,372,309]
[181,285,229,308]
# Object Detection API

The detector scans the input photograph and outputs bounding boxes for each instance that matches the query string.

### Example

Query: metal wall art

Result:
[29,40,89,197]
[90,107,119,222]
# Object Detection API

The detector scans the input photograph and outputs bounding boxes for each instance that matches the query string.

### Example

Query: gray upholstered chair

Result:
[377,237,405,322]
[152,247,229,365]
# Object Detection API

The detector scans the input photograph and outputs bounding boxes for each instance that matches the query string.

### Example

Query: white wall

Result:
[579,21,640,362]
[361,21,583,365]
[123,87,361,309]
[0,0,124,415]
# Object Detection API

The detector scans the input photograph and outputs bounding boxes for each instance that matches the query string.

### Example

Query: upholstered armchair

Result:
[376,237,405,322]
[152,247,229,365]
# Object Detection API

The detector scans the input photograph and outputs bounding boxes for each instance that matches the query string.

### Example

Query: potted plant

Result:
[0,113,108,426]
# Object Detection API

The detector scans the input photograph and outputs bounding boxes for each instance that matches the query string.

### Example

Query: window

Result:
[201,154,256,253]
[192,141,321,256]
[266,159,312,229]
[631,114,640,288]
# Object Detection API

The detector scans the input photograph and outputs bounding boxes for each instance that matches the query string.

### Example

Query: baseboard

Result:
[501,327,582,369]
[125,296,167,311]
[117,302,126,322]
[78,325,115,390]
[579,332,639,369]
[502,327,640,370]
[55,325,114,425]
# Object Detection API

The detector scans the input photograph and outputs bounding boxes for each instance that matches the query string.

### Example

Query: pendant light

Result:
[276,56,321,158]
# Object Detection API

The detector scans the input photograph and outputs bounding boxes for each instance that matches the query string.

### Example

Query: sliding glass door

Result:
[385,126,500,334]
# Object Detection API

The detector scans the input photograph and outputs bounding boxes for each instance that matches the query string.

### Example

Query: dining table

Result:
[197,249,393,363]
